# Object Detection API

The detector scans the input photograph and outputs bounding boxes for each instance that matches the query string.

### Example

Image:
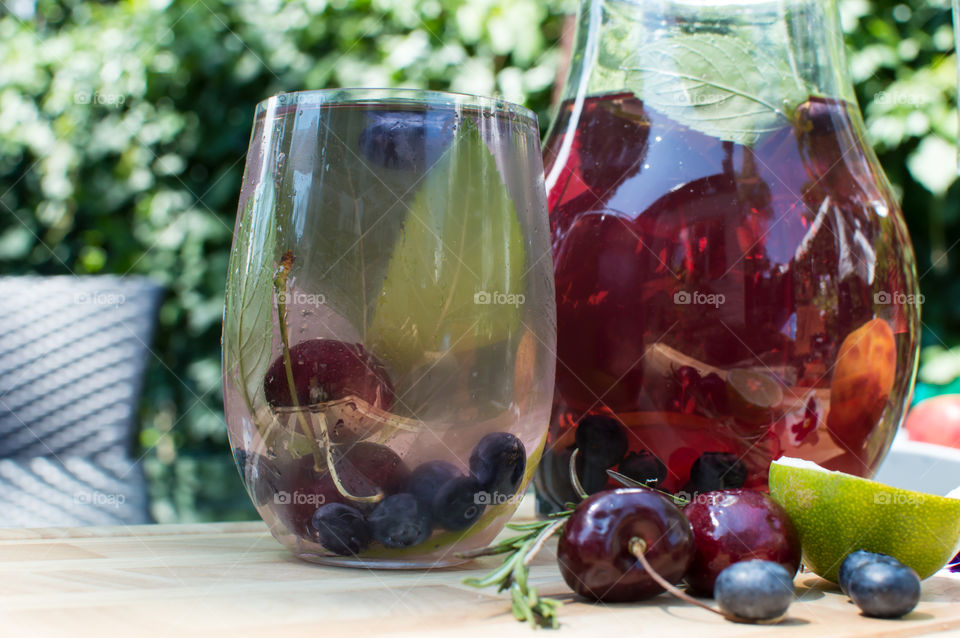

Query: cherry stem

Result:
[627,537,733,621]
[320,414,383,504]
[568,449,588,500]
[274,251,324,471]
[606,469,689,506]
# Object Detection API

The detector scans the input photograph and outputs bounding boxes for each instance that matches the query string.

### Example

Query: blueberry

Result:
[310,503,372,556]
[469,432,526,497]
[434,475,485,530]
[577,459,611,495]
[407,460,460,506]
[618,450,667,487]
[357,110,455,171]
[714,560,794,621]
[368,493,433,548]
[575,415,629,468]
[839,550,901,594]
[847,561,921,618]
[688,452,747,492]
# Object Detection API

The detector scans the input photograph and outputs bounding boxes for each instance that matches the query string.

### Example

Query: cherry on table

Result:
[683,489,800,596]
[556,488,694,602]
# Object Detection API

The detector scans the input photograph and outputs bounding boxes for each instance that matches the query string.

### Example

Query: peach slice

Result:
[826,318,896,452]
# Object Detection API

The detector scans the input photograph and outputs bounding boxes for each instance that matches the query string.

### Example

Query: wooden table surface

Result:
[1,496,958,638]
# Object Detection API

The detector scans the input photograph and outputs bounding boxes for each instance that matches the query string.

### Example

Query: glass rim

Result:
[256,88,537,123]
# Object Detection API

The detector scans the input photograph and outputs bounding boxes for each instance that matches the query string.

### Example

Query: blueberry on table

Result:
[357,110,455,171]
[469,432,526,497]
[714,560,794,621]
[433,475,485,531]
[839,550,901,594]
[847,561,921,618]
[688,452,747,493]
[574,415,628,468]
[618,450,667,487]
[368,493,433,548]
[310,503,372,556]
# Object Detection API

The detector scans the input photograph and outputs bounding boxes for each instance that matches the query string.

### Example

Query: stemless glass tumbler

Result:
[222,89,556,568]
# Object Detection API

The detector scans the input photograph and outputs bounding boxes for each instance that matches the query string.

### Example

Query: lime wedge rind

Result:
[769,457,960,582]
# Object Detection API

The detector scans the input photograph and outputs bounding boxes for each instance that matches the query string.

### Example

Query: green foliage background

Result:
[0,0,956,521]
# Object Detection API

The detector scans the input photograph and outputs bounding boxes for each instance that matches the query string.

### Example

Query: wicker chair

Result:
[0,275,163,526]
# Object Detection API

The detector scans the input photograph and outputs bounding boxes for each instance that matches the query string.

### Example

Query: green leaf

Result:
[367,118,526,375]
[622,33,808,145]
[223,178,277,413]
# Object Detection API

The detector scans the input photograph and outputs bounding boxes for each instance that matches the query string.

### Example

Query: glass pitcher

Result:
[535,0,921,511]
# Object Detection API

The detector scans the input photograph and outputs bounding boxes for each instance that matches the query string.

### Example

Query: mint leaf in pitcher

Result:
[623,33,809,145]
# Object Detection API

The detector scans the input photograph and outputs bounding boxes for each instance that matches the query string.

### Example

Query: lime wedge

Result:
[768,457,960,582]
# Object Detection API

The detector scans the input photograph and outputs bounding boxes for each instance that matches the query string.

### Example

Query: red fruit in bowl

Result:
[904,395,960,449]
[557,488,695,602]
[682,489,800,596]
[264,339,394,411]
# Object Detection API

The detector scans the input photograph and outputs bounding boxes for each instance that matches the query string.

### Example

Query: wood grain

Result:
[0,496,957,638]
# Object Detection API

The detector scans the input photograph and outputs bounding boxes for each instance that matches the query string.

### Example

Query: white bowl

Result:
[873,433,960,496]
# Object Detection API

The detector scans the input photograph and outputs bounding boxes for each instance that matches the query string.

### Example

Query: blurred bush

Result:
[0,0,570,522]
[0,0,955,521]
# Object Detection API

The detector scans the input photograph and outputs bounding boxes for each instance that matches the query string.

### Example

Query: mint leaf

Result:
[224,178,277,413]
[368,118,526,376]
[622,33,809,145]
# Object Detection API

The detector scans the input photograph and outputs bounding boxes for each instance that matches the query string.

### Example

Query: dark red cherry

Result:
[557,488,695,602]
[263,339,394,411]
[332,442,410,504]
[269,442,409,538]
[683,489,800,596]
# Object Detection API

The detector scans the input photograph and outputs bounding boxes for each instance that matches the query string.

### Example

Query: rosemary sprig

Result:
[458,510,572,629]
